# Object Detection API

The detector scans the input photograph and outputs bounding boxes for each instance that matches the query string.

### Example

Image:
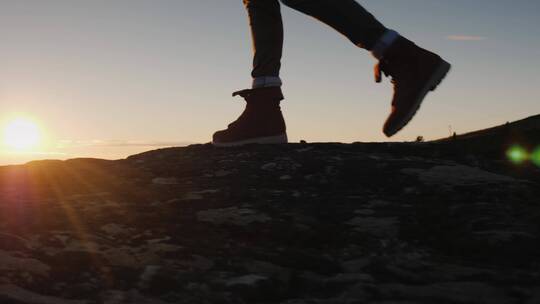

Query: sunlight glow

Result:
[3,118,41,150]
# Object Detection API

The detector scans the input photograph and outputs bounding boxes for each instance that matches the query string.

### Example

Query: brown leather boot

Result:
[212,87,288,147]
[375,37,451,137]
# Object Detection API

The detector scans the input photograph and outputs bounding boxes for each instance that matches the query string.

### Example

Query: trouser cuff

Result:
[252,76,282,88]
[370,30,400,60]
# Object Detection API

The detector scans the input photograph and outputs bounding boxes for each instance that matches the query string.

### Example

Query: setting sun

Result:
[3,118,41,150]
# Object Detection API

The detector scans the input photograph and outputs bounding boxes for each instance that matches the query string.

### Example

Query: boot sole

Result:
[212,133,288,147]
[384,60,452,137]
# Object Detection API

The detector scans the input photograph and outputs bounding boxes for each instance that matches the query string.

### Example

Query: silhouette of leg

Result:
[243,0,284,88]
[278,0,450,137]
[212,0,287,146]
[279,0,387,50]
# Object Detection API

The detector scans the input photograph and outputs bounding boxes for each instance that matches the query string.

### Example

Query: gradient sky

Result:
[1,0,540,165]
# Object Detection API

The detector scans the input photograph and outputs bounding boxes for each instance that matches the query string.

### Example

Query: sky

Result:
[1,0,539,165]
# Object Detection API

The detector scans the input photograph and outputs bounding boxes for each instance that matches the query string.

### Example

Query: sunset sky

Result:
[1,0,539,165]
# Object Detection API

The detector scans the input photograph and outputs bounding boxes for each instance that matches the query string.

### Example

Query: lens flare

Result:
[531,146,540,167]
[506,145,528,165]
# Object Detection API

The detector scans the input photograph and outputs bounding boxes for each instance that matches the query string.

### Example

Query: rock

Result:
[346,217,399,237]
[223,274,279,301]
[339,283,375,301]
[401,165,521,186]
[354,209,376,216]
[146,236,171,244]
[473,230,536,244]
[214,169,231,177]
[181,192,204,200]
[178,255,214,271]
[193,189,220,194]
[100,289,170,304]
[429,264,495,281]
[151,177,179,185]
[365,200,391,208]
[147,243,183,253]
[295,271,329,291]
[225,274,268,287]
[137,265,161,289]
[325,273,374,285]
[296,147,313,152]
[261,162,278,170]
[526,288,540,304]
[243,260,292,284]
[0,250,51,277]
[101,247,140,268]
[0,284,87,304]
[197,207,271,226]
[383,265,425,283]
[100,224,132,237]
[341,258,372,273]
[377,282,516,304]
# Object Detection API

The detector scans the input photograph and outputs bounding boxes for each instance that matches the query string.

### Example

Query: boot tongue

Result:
[232,89,252,98]
[232,87,284,107]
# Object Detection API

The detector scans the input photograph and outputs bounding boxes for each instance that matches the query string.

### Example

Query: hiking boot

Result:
[375,36,451,137]
[212,87,288,147]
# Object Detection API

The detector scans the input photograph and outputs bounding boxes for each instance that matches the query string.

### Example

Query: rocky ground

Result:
[0,141,539,303]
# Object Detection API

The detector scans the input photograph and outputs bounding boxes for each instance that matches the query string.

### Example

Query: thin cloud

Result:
[1,151,68,156]
[446,35,487,41]
[57,140,193,148]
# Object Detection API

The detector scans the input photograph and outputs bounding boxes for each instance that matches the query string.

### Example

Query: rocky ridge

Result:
[0,140,539,303]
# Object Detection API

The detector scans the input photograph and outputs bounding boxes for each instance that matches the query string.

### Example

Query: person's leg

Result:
[280,0,451,137]
[244,0,284,88]
[212,0,287,146]
[279,0,394,56]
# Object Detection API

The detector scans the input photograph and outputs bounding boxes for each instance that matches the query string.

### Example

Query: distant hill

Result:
[440,114,540,141]
[434,114,540,157]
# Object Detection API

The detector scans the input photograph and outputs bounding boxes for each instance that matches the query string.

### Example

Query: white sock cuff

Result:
[252,76,282,88]
[371,30,400,59]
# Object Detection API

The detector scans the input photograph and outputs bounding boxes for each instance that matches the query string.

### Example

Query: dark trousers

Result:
[243,0,387,78]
